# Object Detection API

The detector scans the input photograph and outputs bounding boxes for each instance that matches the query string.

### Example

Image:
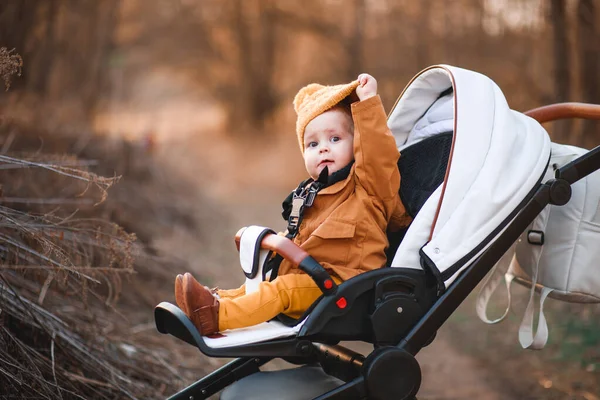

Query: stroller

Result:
[154,65,600,400]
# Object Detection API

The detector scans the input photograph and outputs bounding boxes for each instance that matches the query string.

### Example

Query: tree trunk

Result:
[0,0,44,91]
[81,1,119,119]
[250,0,277,128]
[414,0,430,70]
[550,0,571,142]
[576,0,599,147]
[230,0,278,134]
[346,0,364,81]
[231,0,255,132]
[28,0,58,96]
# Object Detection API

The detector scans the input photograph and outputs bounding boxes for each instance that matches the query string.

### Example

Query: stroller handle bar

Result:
[525,102,600,185]
[525,102,600,123]
[235,228,309,267]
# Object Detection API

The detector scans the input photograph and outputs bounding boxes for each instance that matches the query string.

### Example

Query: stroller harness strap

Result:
[287,180,322,239]
[269,174,328,282]
[283,163,355,240]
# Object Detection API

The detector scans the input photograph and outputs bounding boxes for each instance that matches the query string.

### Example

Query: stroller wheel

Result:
[364,347,421,400]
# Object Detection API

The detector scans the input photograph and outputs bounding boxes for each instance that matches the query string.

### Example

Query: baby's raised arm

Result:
[356,73,378,101]
[351,73,400,201]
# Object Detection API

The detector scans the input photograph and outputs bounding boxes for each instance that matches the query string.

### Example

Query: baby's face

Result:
[303,108,354,180]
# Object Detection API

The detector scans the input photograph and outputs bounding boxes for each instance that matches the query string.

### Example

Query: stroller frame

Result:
[155,103,600,400]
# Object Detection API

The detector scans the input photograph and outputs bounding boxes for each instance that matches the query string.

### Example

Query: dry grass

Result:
[0,47,22,91]
[0,119,223,399]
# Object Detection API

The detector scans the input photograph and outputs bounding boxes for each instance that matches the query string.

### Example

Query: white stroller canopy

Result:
[389,65,551,288]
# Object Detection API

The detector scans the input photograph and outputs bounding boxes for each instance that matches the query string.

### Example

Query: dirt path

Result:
[415,335,517,399]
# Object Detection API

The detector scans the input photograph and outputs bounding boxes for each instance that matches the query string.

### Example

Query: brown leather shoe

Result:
[182,272,220,335]
[174,274,187,313]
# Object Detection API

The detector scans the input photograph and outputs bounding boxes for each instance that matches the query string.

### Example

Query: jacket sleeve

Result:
[351,95,400,201]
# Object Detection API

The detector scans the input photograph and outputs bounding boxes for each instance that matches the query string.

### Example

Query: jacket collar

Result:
[318,161,355,195]
[318,160,354,187]
[281,161,355,221]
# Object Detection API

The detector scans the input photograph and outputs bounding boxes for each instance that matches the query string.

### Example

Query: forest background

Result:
[0,1,599,399]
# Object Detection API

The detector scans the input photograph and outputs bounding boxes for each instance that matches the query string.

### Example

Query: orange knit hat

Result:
[293,80,360,152]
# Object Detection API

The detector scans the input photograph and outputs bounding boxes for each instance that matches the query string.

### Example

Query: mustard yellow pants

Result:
[216,274,340,331]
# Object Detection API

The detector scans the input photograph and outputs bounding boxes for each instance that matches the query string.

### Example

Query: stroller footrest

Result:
[154,302,314,358]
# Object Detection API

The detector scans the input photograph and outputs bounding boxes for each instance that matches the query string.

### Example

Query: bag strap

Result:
[518,286,553,349]
[476,254,554,349]
[476,245,515,324]
[516,227,552,350]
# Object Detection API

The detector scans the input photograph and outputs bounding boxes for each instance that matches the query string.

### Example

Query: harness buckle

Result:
[289,196,305,228]
[287,182,322,238]
[305,187,318,207]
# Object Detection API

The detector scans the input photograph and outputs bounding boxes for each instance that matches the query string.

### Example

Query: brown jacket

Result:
[278,95,411,281]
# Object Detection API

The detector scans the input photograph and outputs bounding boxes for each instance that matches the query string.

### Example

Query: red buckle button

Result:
[336,297,347,309]
[324,279,333,289]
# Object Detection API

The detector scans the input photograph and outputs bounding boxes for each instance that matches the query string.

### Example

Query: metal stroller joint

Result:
[546,178,572,206]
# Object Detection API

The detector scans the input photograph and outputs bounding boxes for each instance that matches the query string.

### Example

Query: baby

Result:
[175,73,411,335]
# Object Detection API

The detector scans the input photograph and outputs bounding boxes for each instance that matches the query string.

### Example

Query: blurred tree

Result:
[162,0,364,134]
[576,0,599,146]
[549,0,571,141]
[345,0,365,81]
[0,0,117,122]
[414,0,431,70]
[232,0,278,130]
[1,0,597,143]
[0,0,44,91]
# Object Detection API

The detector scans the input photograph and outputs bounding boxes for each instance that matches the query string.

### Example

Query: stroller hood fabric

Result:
[388,65,551,288]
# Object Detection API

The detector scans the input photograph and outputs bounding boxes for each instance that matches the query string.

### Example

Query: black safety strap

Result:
[268,162,354,281]
[287,181,322,238]
[264,253,284,282]
[286,166,329,239]
[266,168,329,281]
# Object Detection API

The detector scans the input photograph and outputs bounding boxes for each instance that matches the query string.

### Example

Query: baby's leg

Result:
[215,284,246,299]
[218,274,340,331]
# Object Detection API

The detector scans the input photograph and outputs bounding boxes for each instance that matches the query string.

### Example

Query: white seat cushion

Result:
[203,319,306,348]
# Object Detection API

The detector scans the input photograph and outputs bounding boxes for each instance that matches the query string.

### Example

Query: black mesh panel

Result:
[397,132,453,218]
[385,132,452,266]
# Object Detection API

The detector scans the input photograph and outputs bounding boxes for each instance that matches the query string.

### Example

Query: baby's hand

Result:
[356,73,377,101]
